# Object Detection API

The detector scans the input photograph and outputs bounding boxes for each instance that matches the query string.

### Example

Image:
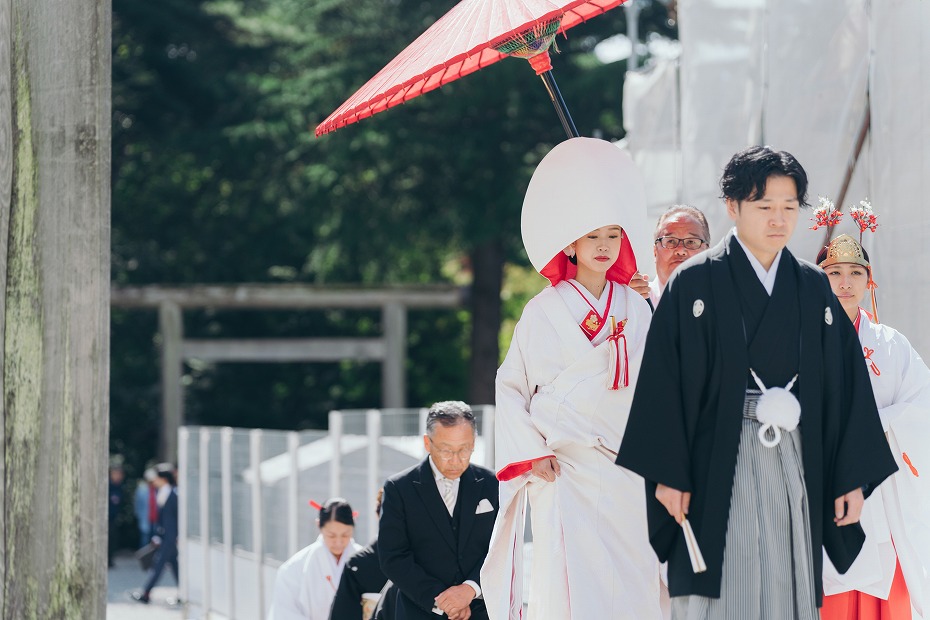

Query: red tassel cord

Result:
[867,277,880,324]
[902,452,920,477]
[863,346,881,377]
[606,317,629,390]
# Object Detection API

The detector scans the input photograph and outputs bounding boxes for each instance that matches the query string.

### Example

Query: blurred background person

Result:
[133,466,157,549]
[330,489,389,620]
[132,463,179,604]
[270,497,363,620]
[108,457,126,569]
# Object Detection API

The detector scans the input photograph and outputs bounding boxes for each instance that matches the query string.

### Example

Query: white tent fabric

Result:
[622,57,682,230]
[870,0,930,349]
[622,0,930,354]
[677,0,766,242]
[760,0,871,263]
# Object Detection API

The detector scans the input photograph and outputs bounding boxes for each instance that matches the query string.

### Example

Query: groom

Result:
[617,145,897,617]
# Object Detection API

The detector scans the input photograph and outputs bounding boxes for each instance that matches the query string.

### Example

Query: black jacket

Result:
[379,459,498,620]
[329,539,388,620]
[154,487,178,555]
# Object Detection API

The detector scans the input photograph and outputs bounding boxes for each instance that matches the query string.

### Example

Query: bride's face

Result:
[566,225,622,275]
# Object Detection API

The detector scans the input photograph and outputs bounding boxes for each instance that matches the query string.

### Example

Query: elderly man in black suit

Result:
[379,401,499,620]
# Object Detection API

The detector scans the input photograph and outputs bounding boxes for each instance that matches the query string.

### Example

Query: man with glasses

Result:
[649,205,711,307]
[379,401,498,620]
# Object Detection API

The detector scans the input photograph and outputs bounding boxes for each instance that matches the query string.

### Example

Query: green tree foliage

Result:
[111,0,677,470]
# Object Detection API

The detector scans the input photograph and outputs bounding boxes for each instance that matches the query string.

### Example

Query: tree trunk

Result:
[0,0,110,616]
[467,239,503,407]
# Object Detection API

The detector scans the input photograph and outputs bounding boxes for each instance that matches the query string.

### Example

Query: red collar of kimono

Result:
[854,307,875,334]
[539,239,638,287]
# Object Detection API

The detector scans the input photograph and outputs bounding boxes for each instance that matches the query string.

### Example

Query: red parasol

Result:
[315,0,630,139]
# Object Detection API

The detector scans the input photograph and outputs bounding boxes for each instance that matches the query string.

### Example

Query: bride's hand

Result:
[531,457,561,482]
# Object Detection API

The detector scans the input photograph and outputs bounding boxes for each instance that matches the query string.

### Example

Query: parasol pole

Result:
[499,23,581,139]
[526,51,579,139]
[540,70,580,138]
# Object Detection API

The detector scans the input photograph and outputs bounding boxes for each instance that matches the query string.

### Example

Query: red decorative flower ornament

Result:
[849,199,878,243]
[810,196,842,231]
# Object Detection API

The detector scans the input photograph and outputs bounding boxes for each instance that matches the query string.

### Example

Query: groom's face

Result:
[727,175,799,263]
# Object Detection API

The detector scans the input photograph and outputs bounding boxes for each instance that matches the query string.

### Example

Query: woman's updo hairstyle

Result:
[319,497,354,528]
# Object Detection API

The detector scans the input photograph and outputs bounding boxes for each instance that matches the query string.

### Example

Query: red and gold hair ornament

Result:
[850,199,879,321]
[849,199,878,244]
[818,198,880,322]
[810,196,843,230]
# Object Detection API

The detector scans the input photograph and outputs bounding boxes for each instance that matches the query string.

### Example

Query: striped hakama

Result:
[671,390,817,620]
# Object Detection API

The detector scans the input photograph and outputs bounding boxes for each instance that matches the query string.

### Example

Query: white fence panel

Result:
[178,405,494,618]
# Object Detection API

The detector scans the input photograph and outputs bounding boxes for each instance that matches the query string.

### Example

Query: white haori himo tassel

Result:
[606,315,629,390]
[681,517,707,573]
[750,368,800,448]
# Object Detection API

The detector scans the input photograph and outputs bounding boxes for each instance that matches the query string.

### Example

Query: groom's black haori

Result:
[616,146,898,609]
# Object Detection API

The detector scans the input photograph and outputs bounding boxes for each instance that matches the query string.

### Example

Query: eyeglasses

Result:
[428,438,474,461]
[655,236,707,251]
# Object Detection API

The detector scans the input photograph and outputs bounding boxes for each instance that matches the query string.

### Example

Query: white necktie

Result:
[440,478,455,515]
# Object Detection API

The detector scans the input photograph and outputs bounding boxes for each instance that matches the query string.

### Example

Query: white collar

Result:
[156,484,172,507]
[649,277,663,306]
[733,228,781,295]
[565,278,612,304]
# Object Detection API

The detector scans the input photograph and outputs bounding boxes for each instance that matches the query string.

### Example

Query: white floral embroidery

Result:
[825,307,833,325]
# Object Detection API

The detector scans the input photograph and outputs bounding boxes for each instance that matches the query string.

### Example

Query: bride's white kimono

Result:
[481,280,662,620]
[823,309,930,617]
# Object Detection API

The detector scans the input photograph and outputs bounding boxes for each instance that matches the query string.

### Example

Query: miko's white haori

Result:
[822,309,930,618]
[268,534,364,620]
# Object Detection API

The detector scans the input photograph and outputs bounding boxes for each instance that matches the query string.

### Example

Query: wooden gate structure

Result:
[111,284,466,461]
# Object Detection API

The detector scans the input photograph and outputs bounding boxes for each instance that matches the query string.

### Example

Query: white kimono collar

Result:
[733,228,782,295]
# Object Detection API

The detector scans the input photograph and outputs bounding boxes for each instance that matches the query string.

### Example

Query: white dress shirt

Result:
[648,277,663,307]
